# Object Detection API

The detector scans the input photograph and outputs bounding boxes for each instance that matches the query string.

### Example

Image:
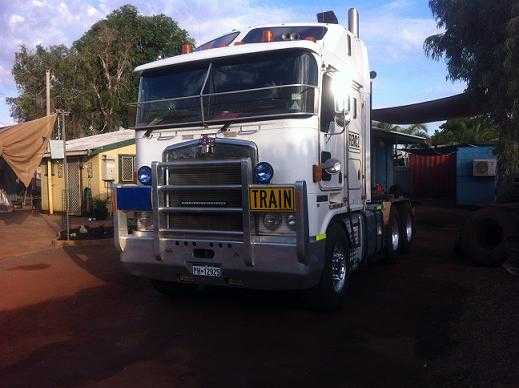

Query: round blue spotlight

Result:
[254,162,274,184]
[137,166,152,185]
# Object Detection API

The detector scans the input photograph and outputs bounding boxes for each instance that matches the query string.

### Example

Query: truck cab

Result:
[114,9,415,310]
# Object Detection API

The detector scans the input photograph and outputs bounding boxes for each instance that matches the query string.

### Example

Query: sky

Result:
[0,0,466,132]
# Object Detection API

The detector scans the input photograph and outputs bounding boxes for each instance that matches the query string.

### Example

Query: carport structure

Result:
[370,124,426,194]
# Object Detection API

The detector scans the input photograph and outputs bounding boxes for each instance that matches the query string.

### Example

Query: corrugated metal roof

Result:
[371,126,426,145]
[65,129,135,152]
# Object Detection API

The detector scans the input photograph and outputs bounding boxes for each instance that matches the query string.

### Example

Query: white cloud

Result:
[362,6,438,63]
[8,14,25,27]
[87,6,98,17]
[0,0,459,124]
[0,0,298,123]
[386,0,413,10]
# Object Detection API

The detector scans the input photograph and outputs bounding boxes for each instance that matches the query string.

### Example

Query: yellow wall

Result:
[41,143,136,213]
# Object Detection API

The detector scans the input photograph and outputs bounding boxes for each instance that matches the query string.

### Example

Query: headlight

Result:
[254,162,274,184]
[263,213,282,231]
[137,166,152,185]
[286,214,297,230]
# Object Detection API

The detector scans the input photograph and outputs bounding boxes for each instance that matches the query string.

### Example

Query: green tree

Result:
[7,4,192,137]
[7,45,75,120]
[424,0,519,201]
[73,5,192,133]
[431,118,498,146]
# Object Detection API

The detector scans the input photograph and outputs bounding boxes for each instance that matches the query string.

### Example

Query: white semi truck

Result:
[114,9,415,310]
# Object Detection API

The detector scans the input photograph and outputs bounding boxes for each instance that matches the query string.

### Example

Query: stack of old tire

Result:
[503,235,519,274]
[459,204,519,266]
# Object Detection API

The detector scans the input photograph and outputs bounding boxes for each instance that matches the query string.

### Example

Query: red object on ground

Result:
[409,153,456,198]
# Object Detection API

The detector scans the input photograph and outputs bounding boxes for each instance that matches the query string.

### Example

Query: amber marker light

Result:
[181,43,193,54]
[262,30,274,42]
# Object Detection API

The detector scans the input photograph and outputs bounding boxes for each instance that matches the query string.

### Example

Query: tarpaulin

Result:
[0,115,56,187]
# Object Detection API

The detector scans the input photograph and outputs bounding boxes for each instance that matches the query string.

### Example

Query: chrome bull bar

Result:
[151,159,308,265]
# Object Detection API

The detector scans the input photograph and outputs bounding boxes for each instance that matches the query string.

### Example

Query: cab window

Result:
[321,75,334,132]
[196,31,240,51]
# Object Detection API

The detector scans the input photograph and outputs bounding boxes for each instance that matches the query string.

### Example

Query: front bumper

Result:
[114,178,324,291]
[119,234,325,290]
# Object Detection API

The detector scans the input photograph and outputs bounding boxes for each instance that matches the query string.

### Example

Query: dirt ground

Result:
[1,205,518,387]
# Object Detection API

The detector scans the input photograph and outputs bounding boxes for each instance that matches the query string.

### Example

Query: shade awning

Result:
[372,93,479,124]
[0,115,56,186]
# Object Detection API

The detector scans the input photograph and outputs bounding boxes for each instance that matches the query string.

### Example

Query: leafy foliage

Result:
[92,198,109,220]
[7,45,78,130]
[424,0,519,200]
[430,118,498,146]
[7,5,192,138]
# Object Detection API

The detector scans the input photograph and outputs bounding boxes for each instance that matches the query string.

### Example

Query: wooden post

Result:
[47,159,53,214]
[46,69,54,214]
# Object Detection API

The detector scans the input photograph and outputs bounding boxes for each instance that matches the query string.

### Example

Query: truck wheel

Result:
[460,207,519,266]
[398,202,415,254]
[384,207,401,261]
[150,279,196,297]
[310,224,351,311]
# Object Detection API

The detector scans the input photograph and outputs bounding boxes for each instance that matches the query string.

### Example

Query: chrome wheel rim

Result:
[405,214,413,242]
[330,244,347,292]
[391,221,400,251]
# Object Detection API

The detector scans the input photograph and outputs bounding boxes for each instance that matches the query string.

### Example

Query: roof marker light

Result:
[181,43,193,54]
[262,30,273,43]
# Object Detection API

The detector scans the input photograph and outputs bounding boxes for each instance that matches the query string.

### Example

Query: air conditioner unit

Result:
[101,158,116,181]
[473,159,497,177]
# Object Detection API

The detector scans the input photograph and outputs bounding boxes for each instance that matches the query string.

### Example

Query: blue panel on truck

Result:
[116,185,152,211]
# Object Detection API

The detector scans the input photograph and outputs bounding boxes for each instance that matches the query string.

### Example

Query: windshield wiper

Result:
[218,121,233,134]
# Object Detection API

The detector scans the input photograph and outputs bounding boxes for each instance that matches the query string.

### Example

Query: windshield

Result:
[136,49,318,128]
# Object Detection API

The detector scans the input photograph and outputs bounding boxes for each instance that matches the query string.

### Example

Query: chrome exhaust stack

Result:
[348,8,359,38]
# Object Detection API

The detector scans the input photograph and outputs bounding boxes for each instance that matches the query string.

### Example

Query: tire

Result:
[460,207,519,266]
[150,279,197,297]
[398,202,415,254]
[384,206,402,261]
[309,224,351,311]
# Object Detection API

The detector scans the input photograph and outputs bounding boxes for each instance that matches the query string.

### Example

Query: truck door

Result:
[319,74,344,193]
[346,86,364,210]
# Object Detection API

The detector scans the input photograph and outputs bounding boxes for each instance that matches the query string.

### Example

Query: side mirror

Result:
[335,111,351,128]
[334,95,351,127]
[322,158,341,175]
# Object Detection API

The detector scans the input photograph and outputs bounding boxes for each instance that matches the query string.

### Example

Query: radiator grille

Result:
[167,164,242,186]
[154,159,251,240]
[169,190,242,208]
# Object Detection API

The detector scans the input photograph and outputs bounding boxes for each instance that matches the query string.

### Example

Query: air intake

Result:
[317,11,338,24]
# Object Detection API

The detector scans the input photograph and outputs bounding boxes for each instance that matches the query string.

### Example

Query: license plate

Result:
[192,265,222,278]
[248,186,295,212]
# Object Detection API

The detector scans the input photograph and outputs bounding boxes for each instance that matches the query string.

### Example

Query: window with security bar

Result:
[119,155,136,183]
